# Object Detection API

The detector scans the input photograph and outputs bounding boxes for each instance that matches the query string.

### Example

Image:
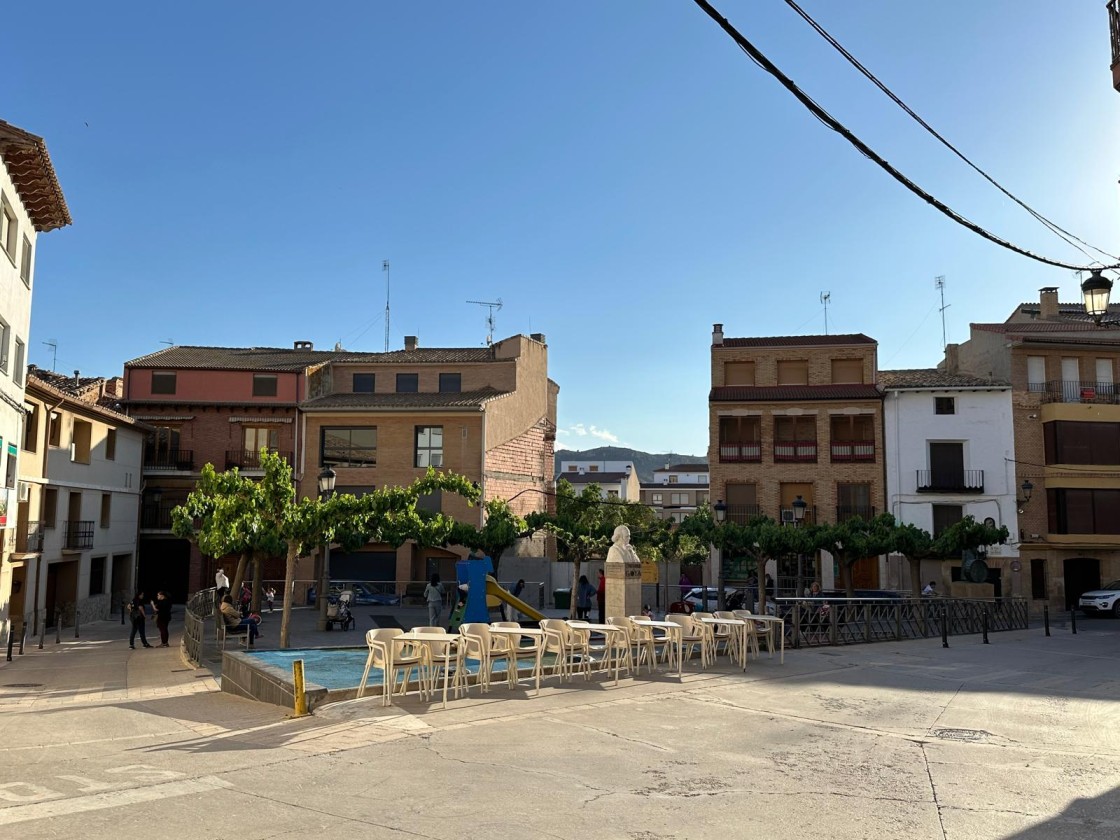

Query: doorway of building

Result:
[1063,557,1101,610]
[850,556,880,590]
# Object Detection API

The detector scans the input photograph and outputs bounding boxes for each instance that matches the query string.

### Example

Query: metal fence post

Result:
[895,603,902,641]
[982,609,990,644]
[19,620,26,655]
[5,624,13,661]
[941,606,949,648]
[121,599,126,624]
[74,610,80,639]
[792,603,801,649]
[1044,605,1050,637]
[55,618,61,644]
[38,620,45,649]
[829,602,839,646]
[1070,608,1077,635]
[864,603,871,643]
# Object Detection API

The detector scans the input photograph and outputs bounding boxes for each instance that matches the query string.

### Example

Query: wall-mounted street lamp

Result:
[316,466,337,632]
[1017,479,1034,514]
[791,495,807,524]
[1082,270,1114,324]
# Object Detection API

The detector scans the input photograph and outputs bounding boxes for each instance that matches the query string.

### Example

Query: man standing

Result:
[215,567,230,598]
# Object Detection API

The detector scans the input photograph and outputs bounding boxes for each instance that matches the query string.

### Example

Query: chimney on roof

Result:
[944,343,959,374]
[712,323,724,346]
[404,336,418,351]
[293,341,313,350]
[530,332,547,345]
[1039,287,1059,320]
[74,369,80,386]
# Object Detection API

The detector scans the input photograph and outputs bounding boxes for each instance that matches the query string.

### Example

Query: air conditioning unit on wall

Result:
[17,481,30,502]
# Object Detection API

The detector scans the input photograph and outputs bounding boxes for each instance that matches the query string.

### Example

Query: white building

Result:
[558,460,640,501]
[0,120,70,640]
[881,369,1020,594]
[642,462,710,522]
[10,372,147,633]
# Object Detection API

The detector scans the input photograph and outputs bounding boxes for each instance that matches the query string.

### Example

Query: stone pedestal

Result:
[605,559,642,620]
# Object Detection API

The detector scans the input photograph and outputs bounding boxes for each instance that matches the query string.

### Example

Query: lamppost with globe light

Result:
[315,466,337,632]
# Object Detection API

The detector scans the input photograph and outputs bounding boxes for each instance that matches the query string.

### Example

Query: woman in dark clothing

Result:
[152,591,173,647]
[130,590,153,649]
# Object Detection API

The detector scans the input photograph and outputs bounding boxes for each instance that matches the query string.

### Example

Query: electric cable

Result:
[690,0,1120,272]
[781,0,1120,264]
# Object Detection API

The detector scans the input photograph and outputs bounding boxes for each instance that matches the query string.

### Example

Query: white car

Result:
[1078,581,1120,617]
[681,587,737,610]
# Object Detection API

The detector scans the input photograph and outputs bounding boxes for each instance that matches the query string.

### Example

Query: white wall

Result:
[884,387,1018,555]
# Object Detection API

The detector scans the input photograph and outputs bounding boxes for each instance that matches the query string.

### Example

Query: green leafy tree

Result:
[173,451,479,647]
[445,498,528,574]
[892,522,939,598]
[171,460,286,612]
[815,513,899,598]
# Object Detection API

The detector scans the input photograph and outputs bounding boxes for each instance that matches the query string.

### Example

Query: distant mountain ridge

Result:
[554,446,707,484]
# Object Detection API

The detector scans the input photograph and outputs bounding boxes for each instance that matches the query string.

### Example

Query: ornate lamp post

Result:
[713,499,727,609]
[1082,269,1113,324]
[315,466,337,632]
[791,495,807,599]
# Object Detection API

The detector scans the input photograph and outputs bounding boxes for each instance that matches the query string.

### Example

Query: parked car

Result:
[682,587,738,610]
[1078,581,1120,617]
[330,582,401,606]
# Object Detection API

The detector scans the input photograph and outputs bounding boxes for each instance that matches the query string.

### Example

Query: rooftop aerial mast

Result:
[468,299,503,346]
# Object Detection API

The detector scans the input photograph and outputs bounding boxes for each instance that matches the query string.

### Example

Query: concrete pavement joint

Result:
[919,743,949,840]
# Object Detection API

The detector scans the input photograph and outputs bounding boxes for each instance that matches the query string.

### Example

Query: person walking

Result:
[129,590,153,649]
[264,586,276,613]
[215,567,230,599]
[596,569,607,624]
[152,590,173,647]
[679,572,691,598]
[424,573,445,627]
[575,574,595,621]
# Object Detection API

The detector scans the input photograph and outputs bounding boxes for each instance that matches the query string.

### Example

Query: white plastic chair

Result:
[666,614,713,667]
[540,618,591,681]
[358,628,427,706]
[412,625,464,699]
[460,623,516,692]
[732,609,772,659]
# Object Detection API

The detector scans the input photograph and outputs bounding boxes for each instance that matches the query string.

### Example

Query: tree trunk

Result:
[570,557,580,619]
[279,544,299,649]
[908,556,922,599]
[841,558,856,598]
[756,556,767,615]
[251,555,262,612]
[230,552,249,600]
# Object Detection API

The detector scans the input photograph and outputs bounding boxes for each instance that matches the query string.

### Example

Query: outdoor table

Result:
[489,626,545,695]
[747,615,786,664]
[567,622,629,685]
[630,618,684,679]
[395,630,462,709]
[699,617,749,670]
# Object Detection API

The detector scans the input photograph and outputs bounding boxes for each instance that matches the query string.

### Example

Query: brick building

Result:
[946,287,1120,610]
[708,324,885,589]
[123,334,556,597]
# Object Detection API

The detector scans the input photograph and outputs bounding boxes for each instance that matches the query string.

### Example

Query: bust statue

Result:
[606,525,640,565]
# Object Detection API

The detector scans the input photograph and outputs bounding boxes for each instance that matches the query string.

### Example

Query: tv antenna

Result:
[820,292,831,335]
[382,259,391,352]
[467,299,503,346]
[42,339,58,371]
[935,276,950,349]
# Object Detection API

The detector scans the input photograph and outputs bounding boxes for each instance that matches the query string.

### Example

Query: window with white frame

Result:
[0,194,16,262]
[13,338,25,386]
[414,425,443,468]
[20,235,31,286]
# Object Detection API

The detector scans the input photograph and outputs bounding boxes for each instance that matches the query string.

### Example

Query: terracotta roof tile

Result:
[126,344,498,371]
[0,119,70,231]
[878,369,1009,389]
[720,333,876,348]
[710,384,883,402]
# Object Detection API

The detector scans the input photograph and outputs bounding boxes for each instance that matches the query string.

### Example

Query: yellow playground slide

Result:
[484,576,545,622]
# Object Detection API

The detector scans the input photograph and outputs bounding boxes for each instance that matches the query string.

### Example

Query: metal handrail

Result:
[915,469,984,493]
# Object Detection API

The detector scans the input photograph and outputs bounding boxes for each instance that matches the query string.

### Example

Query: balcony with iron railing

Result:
[64,520,94,551]
[719,442,762,463]
[830,440,875,462]
[774,440,818,463]
[225,449,292,471]
[727,503,765,524]
[1029,380,1120,405]
[4,521,44,553]
[836,505,877,522]
[144,448,195,471]
[141,501,179,530]
[916,469,984,494]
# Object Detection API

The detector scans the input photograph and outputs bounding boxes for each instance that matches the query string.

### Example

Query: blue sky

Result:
[6,1,1119,456]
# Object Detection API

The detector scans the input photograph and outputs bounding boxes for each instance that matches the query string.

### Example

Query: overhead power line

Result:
[690,0,1120,272]
[781,0,1120,265]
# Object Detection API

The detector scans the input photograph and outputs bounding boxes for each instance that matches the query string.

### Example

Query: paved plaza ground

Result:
[1,607,1118,839]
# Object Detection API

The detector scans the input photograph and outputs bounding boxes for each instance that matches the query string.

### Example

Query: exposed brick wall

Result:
[484,416,555,516]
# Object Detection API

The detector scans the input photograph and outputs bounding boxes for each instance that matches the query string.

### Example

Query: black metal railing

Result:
[225,449,292,470]
[140,501,178,530]
[19,521,44,552]
[779,506,816,525]
[830,440,875,462]
[774,596,1029,648]
[144,448,194,471]
[1110,1,1120,69]
[1030,380,1120,405]
[719,442,762,463]
[835,505,876,522]
[915,469,984,493]
[64,520,94,550]
[726,504,765,524]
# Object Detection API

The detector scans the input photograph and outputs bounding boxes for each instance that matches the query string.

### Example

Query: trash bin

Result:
[553,588,571,610]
